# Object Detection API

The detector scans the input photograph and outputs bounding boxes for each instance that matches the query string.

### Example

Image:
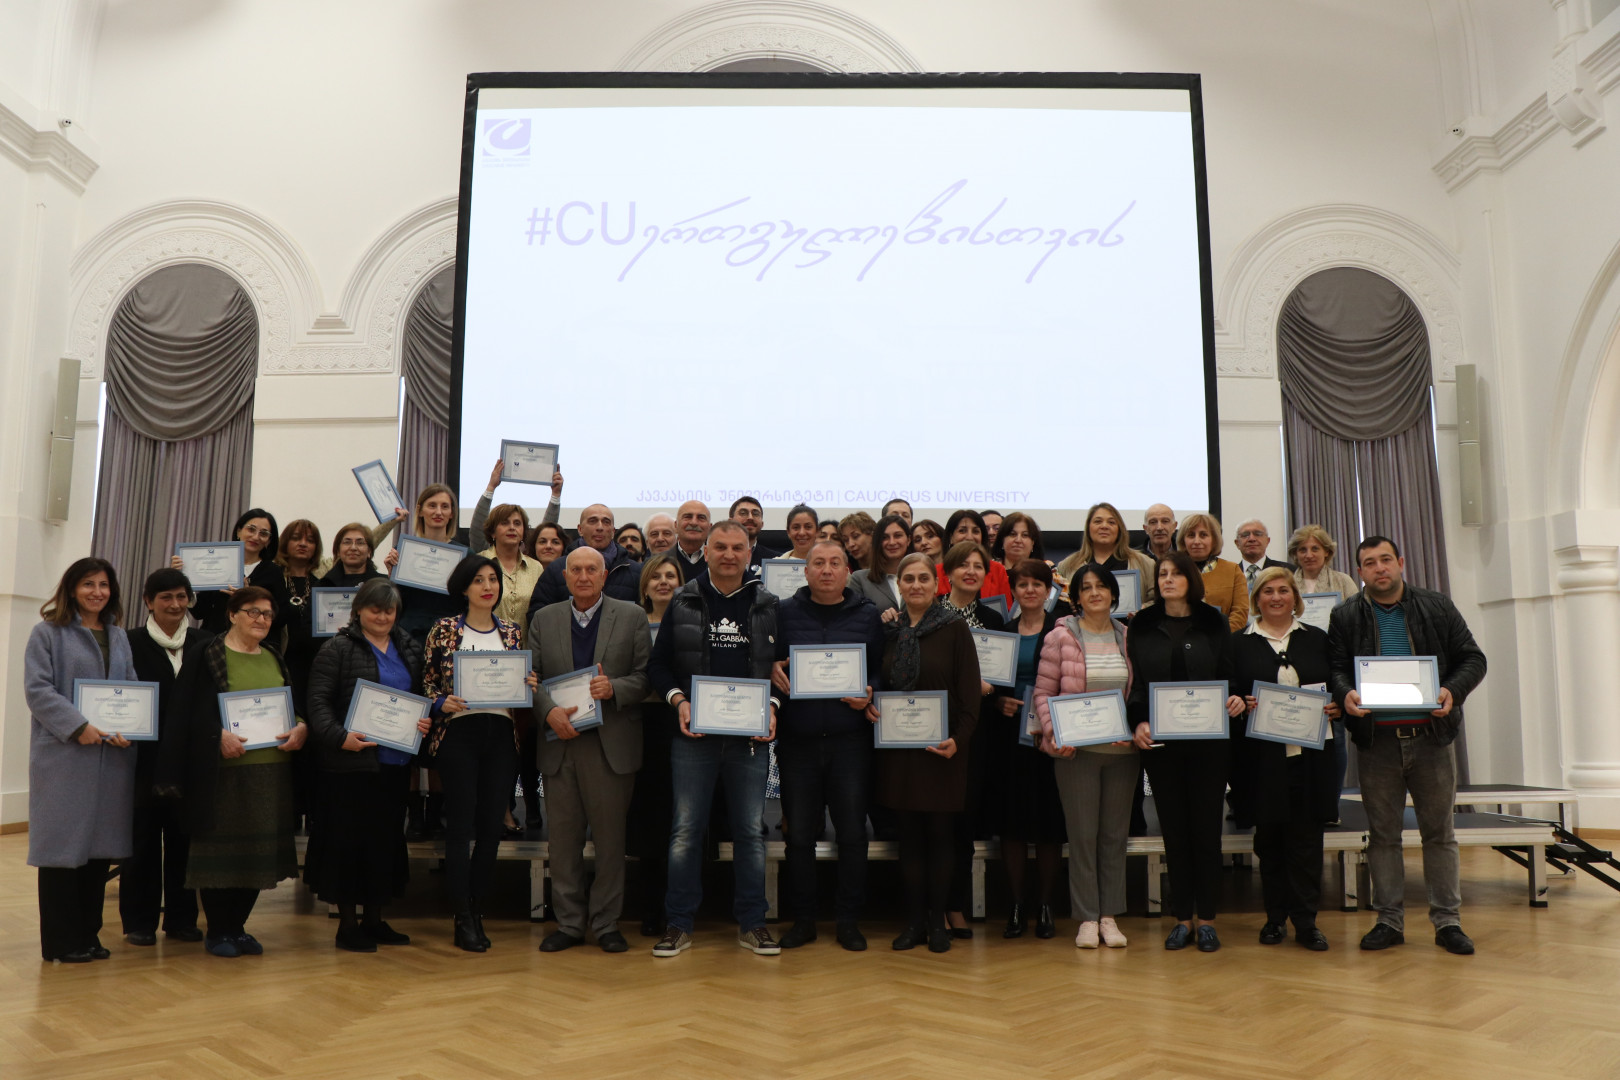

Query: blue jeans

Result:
[665,735,769,933]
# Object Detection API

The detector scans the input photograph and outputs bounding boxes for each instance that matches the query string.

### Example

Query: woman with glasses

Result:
[176,509,292,640]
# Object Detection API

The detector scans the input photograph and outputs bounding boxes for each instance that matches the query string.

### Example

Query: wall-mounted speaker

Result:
[1455,363,1483,527]
[45,358,79,523]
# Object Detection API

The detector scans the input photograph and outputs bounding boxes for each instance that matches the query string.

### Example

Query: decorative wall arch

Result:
[618,0,920,72]
[1214,204,1464,381]
[1549,238,1620,513]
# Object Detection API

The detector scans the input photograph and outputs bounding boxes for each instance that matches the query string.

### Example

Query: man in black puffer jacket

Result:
[1327,535,1486,957]
[769,540,886,952]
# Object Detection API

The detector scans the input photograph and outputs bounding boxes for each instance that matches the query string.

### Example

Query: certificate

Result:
[1355,656,1441,710]
[352,459,405,523]
[1114,570,1143,615]
[541,665,600,738]
[1300,592,1339,631]
[73,679,159,741]
[454,650,534,709]
[391,534,468,594]
[970,628,1020,687]
[1049,689,1131,749]
[689,676,772,737]
[649,622,660,646]
[788,644,867,700]
[1148,680,1230,740]
[175,542,244,591]
[1247,681,1329,749]
[873,690,948,748]
[218,686,295,751]
[343,680,430,754]
[977,594,1011,621]
[311,587,357,637]
[500,439,559,486]
[759,558,807,600]
[1014,685,1037,747]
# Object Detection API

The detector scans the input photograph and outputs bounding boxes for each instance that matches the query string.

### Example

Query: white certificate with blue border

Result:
[454,650,533,709]
[343,680,430,754]
[73,679,159,741]
[760,558,807,600]
[1354,656,1441,710]
[1049,689,1131,749]
[788,644,866,700]
[175,542,244,591]
[970,628,1020,687]
[391,535,467,594]
[873,691,947,748]
[311,588,357,637]
[352,459,405,523]
[1149,680,1230,740]
[218,686,295,751]
[689,676,772,737]
[500,439,559,486]
[1114,570,1143,615]
[1015,685,1037,747]
[540,665,599,738]
[1247,681,1329,749]
[977,594,1011,621]
[1300,592,1339,632]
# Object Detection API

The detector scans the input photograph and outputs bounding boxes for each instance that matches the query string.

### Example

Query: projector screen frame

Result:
[449,70,1222,527]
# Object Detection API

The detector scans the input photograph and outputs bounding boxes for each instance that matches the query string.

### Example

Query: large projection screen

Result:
[451,73,1219,530]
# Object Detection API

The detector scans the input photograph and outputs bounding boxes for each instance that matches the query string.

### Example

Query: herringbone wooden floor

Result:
[3,835,1618,1080]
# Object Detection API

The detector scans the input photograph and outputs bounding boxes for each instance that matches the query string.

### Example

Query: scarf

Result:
[883,598,962,692]
[146,615,188,674]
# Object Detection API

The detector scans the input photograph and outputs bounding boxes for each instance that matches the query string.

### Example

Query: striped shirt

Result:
[1373,599,1427,725]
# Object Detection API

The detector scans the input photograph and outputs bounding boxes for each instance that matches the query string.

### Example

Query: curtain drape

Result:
[91,264,258,595]
[396,265,454,506]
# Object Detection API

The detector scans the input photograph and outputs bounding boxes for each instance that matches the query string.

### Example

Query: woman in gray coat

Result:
[24,557,137,963]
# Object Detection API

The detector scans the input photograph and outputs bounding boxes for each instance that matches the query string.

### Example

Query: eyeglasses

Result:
[339,538,370,548]
[240,526,272,539]
[238,609,275,622]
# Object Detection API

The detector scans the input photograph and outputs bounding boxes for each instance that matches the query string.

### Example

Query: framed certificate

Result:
[352,459,405,523]
[500,439,559,486]
[1354,656,1441,710]
[1247,681,1329,749]
[648,622,660,646]
[688,676,772,737]
[541,665,600,737]
[218,686,295,751]
[175,542,244,592]
[970,628,1020,687]
[311,587,358,637]
[759,558,807,600]
[977,594,1011,621]
[1114,570,1143,615]
[1049,689,1131,749]
[872,690,947,748]
[1300,592,1339,632]
[1148,680,1230,740]
[72,679,159,741]
[454,650,534,709]
[343,680,430,754]
[788,644,867,700]
[391,535,468,594]
[1014,685,1037,747]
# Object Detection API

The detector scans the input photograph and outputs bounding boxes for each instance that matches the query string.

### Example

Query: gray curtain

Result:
[91,264,258,596]
[397,265,454,506]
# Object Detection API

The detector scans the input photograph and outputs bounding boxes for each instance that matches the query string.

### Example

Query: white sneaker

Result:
[1099,917,1127,948]
[1074,921,1099,949]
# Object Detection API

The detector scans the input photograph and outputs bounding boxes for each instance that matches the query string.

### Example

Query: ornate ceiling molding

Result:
[618,1,920,72]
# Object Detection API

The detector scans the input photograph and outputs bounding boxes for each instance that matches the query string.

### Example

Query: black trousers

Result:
[38,860,110,960]
[778,732,871,924]
[437,714,519,915]
[513,712,542,826]
[119,802,198,934]
[898,811,954,926]
[199,887,259,938]
[1144,741,1229,922]
[629,711,675,922]
[1253,765,1326,929]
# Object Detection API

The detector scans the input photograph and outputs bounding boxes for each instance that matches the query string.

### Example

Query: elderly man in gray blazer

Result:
[529,546,651,953]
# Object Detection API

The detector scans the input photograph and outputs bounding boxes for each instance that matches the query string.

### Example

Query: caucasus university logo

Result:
[482,118,531,164]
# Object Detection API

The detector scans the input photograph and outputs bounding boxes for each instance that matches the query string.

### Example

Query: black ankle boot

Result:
[1003,902,1027,938]
[454,914,486,953]
[1035,904,1056,939]
[471,910,491,949]
[405,795,425,842]
[928,914,952,953]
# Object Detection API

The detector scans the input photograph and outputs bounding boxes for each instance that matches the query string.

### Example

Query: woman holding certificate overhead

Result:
[383,483,472,643]
[1035,562,1138,950]
[1229,567,1338,952]
[420,555,530,953]
[24,557,137,963]
[869,553,981,953]
[304,579,427,952]
[166,586,307,957]
[1125,551,1245,953]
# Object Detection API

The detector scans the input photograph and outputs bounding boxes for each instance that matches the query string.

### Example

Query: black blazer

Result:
[1227,623,1339,825]
[192,560,292,639]
[127,625,215,806]
[1124,600,1233,731]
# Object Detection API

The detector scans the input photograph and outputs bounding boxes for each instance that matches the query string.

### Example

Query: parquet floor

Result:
[3,834,1619,1080]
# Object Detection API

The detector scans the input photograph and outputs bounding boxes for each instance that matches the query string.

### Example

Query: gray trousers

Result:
[544,731,636,939]
[1052,750,1138,922]
[1358,730,1461,932]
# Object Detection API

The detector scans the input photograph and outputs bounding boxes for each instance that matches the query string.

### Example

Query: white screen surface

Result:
[458,82,1214,528]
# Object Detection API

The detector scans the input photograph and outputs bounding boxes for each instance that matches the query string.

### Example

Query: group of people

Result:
[23,473,1487,964]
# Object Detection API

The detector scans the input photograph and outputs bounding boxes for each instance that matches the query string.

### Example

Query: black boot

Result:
[424,793,447,840]
[453,914,486,953]
[1003,902,1027,939]
[405,795,426,843]
[892,922,929,950]
[471,909,491,949]
[928,913,952,953]
[1035,904,1056,939]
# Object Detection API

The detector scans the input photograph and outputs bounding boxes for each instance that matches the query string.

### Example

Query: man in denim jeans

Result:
[647,522,781,957]
[1327,536,1487,955]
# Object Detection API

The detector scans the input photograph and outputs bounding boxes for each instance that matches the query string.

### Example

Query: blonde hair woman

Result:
[1055,502,1157,603]
[1177,512,1248,632]
[1287,525,1359,603]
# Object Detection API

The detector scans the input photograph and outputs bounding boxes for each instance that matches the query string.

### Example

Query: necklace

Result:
[287,573,310,609]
